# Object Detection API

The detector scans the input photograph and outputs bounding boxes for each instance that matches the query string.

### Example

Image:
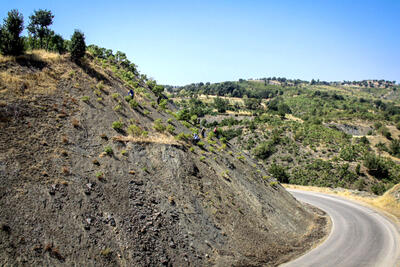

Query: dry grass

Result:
[283,184,400,222]
[0,50,62,64]
[285,114,304,123]
[0,50,70,97]
[112,134,182,145]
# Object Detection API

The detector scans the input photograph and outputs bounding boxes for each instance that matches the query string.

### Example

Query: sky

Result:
[1,0,400,85]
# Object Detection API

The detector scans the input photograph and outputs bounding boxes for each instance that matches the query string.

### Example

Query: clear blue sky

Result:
[1,0,399,85]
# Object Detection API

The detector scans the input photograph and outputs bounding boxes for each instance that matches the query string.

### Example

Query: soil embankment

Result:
[0,51,328,266]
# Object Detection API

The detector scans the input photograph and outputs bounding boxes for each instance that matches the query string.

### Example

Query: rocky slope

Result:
[0,51,328,266]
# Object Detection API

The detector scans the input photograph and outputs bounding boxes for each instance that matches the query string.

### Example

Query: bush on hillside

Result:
[269,164,289,183]
[253,141,276,160]
[363,153,389,179]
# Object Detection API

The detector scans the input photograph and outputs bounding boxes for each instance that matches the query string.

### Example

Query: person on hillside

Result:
[128,89,134,98]
[213,126,220,138]
[201,127,206,138]
[193,133,200,144]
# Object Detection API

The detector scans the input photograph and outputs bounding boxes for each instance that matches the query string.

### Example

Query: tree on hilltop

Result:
[0,9,25,56]
[70,30,86,62]
[27,9,54,49]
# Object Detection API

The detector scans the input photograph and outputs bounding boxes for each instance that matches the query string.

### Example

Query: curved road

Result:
[281,190,400,267]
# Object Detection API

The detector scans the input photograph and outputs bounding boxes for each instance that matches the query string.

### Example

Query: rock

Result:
[130,180,143,186]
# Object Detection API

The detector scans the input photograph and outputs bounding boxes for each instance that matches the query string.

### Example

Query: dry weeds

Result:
[112,134,182,145]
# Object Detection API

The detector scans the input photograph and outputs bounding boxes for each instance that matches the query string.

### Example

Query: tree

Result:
[27,9,54,49]
[244,98,261,110]
[48,33,66,54]
[277,103,291,118]
[0,9,25,56]
[70,30,86,62]
[213,97,228,113]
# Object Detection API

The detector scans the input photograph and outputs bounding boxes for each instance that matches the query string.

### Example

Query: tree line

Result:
[0,9,86,61]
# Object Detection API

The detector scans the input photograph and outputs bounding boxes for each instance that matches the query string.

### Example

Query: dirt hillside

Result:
[0,51,328,266]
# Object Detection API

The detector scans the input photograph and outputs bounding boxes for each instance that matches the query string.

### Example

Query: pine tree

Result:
[70,30,86,62]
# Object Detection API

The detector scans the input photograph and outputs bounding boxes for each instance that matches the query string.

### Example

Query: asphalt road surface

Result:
[281,190,400,267]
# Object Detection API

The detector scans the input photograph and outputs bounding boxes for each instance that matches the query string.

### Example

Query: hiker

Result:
[213,126,219,138]
[193,133,200,144]
[128,89,134,98]
[201,127,206,138]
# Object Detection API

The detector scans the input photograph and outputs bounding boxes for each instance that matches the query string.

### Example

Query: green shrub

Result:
[166,124,175,134]
[207,131,215,139]
[121,150,127,156]
[96,172,104,179]
[197,141,205,148]
[129,99,139,109]
[124,95,132,102]
[253,141,276,160]
[158,99,168,110]
[379,126,392,139]
[113,104,122,111]
[104,146,113,155]
[389,139,400,158]
[374,122,383,129]
[371,183,386,195]
[199,156,206,161]
[175,132,189,141]
[96,81,104,90]
[354,178,364,191]
[355,163,361,175]
[81,96,90,102]
[112,93,120,99]
[363,153,389,179]
[94,89,102,96]
[181,121,191,129]
[127,124,143,136]
[237,155,245,161]
[269,164,289,183]
[269,181,279,187]
[167,118,173,124]
[153,119,166,132]
[112,121,123,130]
[359,136,370,145]
[340,145,357,162]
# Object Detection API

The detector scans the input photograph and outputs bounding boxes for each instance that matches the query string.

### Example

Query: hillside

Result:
[167,79,400,195]
[0,51,328,266]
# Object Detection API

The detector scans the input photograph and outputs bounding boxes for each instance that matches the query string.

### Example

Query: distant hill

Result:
[168,78,400,195]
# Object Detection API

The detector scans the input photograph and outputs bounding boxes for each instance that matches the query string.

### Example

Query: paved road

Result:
[281,190,400,267]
